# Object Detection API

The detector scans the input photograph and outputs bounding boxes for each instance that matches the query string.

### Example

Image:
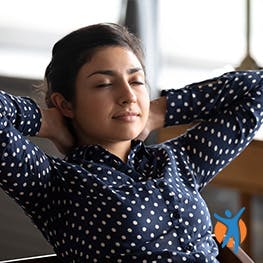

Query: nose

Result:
[117,81,137,106]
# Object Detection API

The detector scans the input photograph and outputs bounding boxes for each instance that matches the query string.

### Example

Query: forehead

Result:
[84,46,142,69]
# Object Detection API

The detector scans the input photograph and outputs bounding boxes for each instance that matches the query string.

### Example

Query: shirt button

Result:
[171,210,180,219]
[185,245,193,251]
[158,181,166,188]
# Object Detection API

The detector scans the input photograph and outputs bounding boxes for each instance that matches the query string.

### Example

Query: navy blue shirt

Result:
[0,71,263,262]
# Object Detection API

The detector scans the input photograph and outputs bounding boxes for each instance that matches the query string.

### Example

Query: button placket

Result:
[156,179,182,231]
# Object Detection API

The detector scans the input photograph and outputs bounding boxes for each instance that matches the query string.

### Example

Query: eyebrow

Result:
[87,67,143,78]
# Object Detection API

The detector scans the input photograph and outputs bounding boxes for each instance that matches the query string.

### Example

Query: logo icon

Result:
[213,207,247,253]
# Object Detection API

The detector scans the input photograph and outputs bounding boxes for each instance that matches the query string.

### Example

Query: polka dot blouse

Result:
[0,71,263,262]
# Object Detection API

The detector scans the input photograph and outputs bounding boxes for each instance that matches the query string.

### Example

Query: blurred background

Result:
[0,0,262,261]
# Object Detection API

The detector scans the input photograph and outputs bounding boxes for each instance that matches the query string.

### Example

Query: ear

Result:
[50,92,74,118]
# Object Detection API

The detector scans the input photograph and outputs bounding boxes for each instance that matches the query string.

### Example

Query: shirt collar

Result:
[65,140,149,164]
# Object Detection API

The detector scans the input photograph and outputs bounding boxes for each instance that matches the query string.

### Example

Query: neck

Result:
[78,137,132,162]
[103,141,131,162]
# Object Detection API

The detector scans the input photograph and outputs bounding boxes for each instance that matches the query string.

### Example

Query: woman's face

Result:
[71,46,150,147]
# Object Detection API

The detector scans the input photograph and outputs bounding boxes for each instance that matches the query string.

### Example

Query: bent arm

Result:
[0,90,52,211]
[161,71,263,190]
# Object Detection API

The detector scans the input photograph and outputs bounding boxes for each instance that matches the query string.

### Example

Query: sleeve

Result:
[0,90,52,213]
[161,70,263,190]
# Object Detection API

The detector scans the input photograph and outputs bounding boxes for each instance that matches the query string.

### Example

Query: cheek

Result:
[75,97,114,130]
[72,101,98,126]
[76,95,106,113]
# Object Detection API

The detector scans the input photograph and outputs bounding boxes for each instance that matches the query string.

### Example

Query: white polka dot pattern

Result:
[0,71,262,262]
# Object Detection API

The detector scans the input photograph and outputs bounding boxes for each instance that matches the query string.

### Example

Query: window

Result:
[158,0,263,89]
[0,0,122,79]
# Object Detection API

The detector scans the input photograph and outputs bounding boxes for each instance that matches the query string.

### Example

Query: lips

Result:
[112,111,140,121]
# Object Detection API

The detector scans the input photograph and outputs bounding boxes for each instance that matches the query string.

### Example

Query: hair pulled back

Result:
[44,23,145,107]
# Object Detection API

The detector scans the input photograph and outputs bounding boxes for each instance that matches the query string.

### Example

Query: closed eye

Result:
[96,83,112,88]
[131,81,145,86]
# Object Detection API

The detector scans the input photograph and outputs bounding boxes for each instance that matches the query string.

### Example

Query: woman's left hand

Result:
[136,96,167,141]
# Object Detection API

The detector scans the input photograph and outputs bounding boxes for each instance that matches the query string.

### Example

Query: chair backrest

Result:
[0,254,60,263]
[0,243,255,263]
[216,240,255,263]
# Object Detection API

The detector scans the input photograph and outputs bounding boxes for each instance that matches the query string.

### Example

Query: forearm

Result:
[161,70,263,127]
[0,90,41,136]
[0,93,52,207]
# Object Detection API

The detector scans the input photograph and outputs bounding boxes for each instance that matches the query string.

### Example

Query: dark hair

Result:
[44,23,145,107]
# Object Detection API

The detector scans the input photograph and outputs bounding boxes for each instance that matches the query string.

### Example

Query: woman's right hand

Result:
[38,108,75,154]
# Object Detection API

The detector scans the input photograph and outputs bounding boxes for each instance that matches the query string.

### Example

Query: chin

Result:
[107,126,144,141]
[114,132,141,141]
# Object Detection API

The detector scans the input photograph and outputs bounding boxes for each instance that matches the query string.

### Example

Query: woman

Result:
[0,23,262,262]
